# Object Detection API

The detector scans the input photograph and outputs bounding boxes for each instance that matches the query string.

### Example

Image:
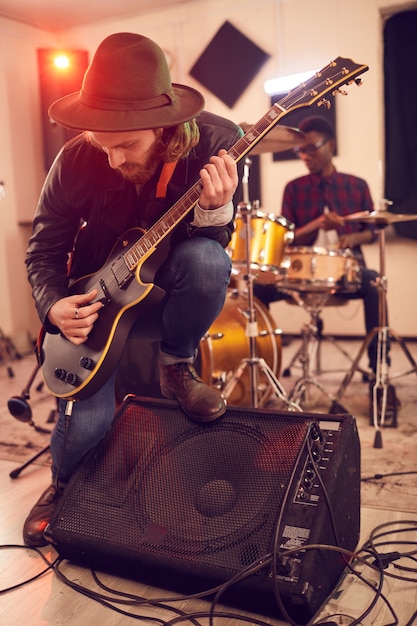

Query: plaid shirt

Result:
[282,170,375,249]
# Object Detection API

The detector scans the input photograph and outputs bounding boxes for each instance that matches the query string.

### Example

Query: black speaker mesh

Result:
[55,399,309,574]
[49,398,360,622]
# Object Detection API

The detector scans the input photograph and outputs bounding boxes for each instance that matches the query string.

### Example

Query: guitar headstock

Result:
[230,57,369,163]
[279,57,369,113]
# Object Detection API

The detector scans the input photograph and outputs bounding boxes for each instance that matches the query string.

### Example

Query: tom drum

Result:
[229,209,294,284]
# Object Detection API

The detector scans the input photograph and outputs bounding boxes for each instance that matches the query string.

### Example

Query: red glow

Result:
[53,54,70,70]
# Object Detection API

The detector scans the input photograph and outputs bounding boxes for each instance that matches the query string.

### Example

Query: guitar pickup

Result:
[111,256,134,288]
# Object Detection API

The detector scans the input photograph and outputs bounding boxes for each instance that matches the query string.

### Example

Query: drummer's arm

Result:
[292,214,330,245]
[338,229,374,249]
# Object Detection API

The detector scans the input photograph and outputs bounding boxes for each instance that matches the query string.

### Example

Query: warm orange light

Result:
[53,54,70,70]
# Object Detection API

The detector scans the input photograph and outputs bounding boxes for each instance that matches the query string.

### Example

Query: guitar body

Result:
[38,228,166,400]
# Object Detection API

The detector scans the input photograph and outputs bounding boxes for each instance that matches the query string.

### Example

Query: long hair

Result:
[85,119,200,163]
[159,119,200,161]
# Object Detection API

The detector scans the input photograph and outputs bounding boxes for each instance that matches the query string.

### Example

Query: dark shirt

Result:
[282,170,375,250]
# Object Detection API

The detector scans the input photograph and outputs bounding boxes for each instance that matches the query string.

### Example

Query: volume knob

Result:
[54,368,67,380]
[64,372,78,386]
[79,356,94,370]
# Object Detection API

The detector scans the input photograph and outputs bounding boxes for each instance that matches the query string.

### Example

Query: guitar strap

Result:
[156,161,178,199]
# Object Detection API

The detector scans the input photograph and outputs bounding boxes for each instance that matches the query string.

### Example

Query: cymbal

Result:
[239,122,304,155]
[343,210,417,225]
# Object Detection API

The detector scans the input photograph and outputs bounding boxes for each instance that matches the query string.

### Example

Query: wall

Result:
[0,0,416,348]
[0,18,57,346]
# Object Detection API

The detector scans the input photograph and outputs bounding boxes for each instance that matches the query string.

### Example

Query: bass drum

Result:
[199,290,282,406]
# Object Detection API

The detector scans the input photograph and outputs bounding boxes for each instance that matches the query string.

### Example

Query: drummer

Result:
[254,115,388,381]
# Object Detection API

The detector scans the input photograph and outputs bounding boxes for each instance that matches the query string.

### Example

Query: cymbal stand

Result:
[330,219,417,446]
[222,168,301,410]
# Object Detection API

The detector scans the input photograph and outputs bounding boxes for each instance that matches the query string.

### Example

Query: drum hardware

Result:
[277,246,363,408]
[281,291,367,381]
[222,189,301,410]
[199,289,283,407]
[279,289,349,410]
[330,206,417,447]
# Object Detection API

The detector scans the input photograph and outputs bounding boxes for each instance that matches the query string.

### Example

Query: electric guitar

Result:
[38,56,369,400]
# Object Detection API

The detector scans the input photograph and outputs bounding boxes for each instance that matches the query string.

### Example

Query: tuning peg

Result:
[332,88,348,96]
[348,78,364,87]
[317,98,332,109]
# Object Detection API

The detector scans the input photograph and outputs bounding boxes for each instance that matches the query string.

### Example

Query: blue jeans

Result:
[51,237,231,483]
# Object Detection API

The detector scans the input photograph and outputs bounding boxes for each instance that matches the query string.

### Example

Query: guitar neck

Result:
[123,56,369,272]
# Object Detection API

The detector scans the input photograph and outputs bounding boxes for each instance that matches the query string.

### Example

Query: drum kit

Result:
[201,123,366,411]
[202,126,417,436]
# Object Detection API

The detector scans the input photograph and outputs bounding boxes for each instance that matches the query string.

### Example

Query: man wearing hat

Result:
[23,32,242,547]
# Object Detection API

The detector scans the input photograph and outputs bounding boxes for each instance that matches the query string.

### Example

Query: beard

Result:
[116,134,165,184]
[117,160,159,184]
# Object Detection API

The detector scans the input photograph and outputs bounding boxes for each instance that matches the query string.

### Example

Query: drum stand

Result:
[222,199,301,411]
[330,219,417,446]
[282,291,365,379]
[282,289,349,410]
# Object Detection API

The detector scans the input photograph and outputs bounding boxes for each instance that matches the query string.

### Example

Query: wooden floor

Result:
[1,336,417,626]
[2,462,417,625]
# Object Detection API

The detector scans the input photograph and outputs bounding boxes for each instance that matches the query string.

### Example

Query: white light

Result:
[264,69,318,95]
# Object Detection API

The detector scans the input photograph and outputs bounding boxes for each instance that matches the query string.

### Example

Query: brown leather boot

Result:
[159,362,226,423]
[23,483,63,547]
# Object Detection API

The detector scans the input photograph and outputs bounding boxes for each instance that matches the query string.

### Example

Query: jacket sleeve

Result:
[25,147,84,329]
[184,112,244,247]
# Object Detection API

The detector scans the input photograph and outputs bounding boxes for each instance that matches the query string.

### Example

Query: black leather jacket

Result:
[26,111,242,328]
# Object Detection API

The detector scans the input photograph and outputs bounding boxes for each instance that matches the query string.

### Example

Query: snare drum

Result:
[229,210,294,284]
[283,246,361,292]
[199,290,282,406]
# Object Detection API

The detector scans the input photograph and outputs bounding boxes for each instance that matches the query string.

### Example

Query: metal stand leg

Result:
[287,301,348,410]
[222,196,301,412]
[330,222,417,446]
[9,446,51,479]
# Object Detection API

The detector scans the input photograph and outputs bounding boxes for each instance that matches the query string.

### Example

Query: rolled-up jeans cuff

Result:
[159,349,196,366]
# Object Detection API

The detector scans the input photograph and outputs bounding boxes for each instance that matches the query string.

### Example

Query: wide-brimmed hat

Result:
[48,32,205,132]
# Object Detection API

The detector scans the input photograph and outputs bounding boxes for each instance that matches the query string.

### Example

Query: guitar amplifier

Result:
[46,397,360,624]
